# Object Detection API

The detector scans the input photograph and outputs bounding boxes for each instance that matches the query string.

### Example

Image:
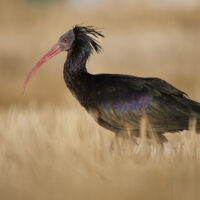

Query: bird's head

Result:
[22,25,104,93]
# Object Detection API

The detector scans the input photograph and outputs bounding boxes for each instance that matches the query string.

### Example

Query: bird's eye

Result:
[63,38,68,43]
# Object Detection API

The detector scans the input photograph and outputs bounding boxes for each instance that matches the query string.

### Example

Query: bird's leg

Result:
[157,134,168,144]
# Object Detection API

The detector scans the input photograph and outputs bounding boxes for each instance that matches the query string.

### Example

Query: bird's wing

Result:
[87,74,191,134]
[143,77,187,97]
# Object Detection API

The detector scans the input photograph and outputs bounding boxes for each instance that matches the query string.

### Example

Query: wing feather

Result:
[87,74,194,134]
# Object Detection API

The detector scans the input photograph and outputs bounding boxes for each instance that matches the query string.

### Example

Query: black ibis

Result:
[23,25,200,143]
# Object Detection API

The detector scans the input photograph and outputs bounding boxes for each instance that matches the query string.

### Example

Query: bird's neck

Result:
[63,49,92,105]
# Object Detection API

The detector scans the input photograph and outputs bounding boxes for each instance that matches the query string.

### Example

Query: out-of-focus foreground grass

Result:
[1,0,200,199]
[0,106,200,200]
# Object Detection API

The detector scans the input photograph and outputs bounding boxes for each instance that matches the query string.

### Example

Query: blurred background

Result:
[1,0,200,108]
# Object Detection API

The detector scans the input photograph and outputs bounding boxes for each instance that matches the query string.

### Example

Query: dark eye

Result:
[63,38,68,43]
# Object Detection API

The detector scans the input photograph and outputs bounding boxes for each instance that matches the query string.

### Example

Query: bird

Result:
[22,25,200,143]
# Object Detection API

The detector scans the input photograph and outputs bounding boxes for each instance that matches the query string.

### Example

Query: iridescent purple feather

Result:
[101,94,152,112]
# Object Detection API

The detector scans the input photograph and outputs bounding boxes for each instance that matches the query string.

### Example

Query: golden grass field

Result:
[1,106,200,200]
[1,0,200,199]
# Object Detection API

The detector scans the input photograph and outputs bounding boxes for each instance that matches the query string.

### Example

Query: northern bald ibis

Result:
[23,25,200,143]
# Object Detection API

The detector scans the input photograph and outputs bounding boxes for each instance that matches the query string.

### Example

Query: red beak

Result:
[22,44,61,94]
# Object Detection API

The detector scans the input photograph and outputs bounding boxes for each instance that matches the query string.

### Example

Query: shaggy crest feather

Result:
[72,25,104,56]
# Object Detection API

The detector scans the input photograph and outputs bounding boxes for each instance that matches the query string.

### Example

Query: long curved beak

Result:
[22,44,61,94]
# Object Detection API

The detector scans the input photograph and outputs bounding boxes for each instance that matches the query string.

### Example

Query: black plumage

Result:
[23,25,200,143]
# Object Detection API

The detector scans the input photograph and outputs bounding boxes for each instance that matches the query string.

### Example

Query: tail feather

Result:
[186,98,200,132]
[152,98,200,134]
[186,99,200,118]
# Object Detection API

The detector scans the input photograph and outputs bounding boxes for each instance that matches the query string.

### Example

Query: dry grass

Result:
[0,106,200,200]
[1,1,200,199]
